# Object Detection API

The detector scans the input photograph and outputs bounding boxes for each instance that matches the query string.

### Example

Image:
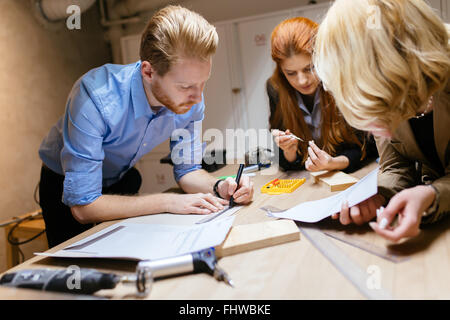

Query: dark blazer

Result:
[266,80,377,173]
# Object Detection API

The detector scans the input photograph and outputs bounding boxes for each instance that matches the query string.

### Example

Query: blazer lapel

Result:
[433,84,450,169]
[393,120,429,166]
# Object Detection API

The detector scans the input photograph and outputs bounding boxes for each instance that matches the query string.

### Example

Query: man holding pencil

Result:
[38,6,254,247]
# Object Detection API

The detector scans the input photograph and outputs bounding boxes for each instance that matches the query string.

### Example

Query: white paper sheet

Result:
[124,206,242,226]
[36,216,235,261]
[269,168,378,223]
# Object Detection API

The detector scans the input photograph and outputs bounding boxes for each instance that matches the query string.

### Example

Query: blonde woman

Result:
[313,0,449,242]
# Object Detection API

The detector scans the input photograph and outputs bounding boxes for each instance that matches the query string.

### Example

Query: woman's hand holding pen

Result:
[217,176,254,205]
[271,129,299,162]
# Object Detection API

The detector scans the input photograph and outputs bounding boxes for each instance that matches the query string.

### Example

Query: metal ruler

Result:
[261,206,409,263]
[322,229,409,263]
[298,224,393,300]
[261,206,394,300]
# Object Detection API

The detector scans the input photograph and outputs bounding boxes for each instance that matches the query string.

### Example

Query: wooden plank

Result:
[310,170,359,192]
[215,219,300,258]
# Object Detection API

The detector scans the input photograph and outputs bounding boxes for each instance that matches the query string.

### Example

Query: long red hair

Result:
[269,17,364,164]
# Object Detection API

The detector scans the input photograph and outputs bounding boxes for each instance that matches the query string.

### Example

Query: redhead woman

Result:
[267,17,376,173]
[314,0,450,242]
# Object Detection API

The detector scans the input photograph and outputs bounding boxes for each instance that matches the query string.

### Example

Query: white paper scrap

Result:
[270,168,378,223]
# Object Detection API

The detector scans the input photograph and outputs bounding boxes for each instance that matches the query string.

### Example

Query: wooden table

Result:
[2,162,450,300]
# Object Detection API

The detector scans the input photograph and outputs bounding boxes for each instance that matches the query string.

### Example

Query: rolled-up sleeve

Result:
[61,81,106,207]
[170,102,205,182]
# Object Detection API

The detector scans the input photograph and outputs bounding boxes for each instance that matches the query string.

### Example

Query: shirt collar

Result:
[296,89,321,115]
[131,61,153,119]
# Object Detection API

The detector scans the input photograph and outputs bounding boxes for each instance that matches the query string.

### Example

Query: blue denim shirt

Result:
[39,61,203,207]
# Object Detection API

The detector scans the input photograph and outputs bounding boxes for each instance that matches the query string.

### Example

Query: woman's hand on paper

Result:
[333,194,385,225]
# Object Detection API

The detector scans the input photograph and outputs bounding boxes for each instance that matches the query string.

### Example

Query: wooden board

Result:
[215,219,300,258]
[309,170,359,192]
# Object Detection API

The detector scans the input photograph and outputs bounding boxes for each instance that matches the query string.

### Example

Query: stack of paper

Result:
[36,214,237,261]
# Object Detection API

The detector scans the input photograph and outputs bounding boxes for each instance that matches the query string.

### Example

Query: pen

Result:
[229,164,245,208]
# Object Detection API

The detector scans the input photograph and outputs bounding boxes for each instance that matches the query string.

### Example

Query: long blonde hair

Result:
[313,0,450,132]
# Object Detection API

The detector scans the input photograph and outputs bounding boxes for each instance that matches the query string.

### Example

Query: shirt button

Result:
[143,143,147,147]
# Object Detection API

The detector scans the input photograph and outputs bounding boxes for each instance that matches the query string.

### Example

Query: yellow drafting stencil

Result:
[261,178,306,195]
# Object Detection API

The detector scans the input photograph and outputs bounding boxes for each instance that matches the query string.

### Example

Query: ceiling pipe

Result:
[38,0,96,21]
[105,0,124,64]
[102,0,187,64]
[99,0,140,27]
[113,0,185,18]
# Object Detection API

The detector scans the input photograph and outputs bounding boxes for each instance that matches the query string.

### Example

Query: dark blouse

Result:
[409,112,444,175]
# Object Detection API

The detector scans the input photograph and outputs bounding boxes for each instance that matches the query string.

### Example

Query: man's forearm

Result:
[71,193,170,224]
[178,169,217,195]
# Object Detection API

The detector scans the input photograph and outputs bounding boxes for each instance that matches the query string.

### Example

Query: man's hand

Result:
[217,175,254,204]
[166,193,229,215]
[369,186,436,242]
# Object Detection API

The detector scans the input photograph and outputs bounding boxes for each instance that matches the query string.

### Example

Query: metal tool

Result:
[242,163,271,174]
[137,247,233,290]
[0,248,233,298]
[298,223,393,300]
[0,267,129,295]
[261,206,394,300]
[322,230,409,263]
[287,134,304,142]
[195,205,234,224]
[271,129,305,142]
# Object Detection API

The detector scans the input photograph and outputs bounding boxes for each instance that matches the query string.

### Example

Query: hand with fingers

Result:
[332,194,385,225]
[305,140,337,172]
[168,193,229,215]
[368,186,436,242]
[217,175,254,205]
[271,129,300,162]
